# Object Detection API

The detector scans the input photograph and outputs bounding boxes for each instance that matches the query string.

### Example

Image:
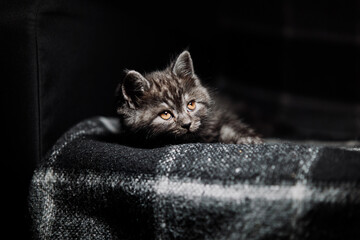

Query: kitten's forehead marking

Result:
[160,85,183,108]
[160,102,170,109]
[184,93,190,101]
[146,71,196,113]
[164,99,175,108]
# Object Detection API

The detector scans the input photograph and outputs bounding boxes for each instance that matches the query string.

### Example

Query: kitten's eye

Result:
[187,100,196,111]
[160,111,172,120]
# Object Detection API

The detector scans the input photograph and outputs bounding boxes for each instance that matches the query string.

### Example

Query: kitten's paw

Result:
[219,125,263,145]
[236,136,263,145]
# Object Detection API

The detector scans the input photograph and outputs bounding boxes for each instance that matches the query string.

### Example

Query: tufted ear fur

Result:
[172,51,194,79]
[120,70,150,109]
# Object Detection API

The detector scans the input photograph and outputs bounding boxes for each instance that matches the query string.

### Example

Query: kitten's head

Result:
[116,51,212,141]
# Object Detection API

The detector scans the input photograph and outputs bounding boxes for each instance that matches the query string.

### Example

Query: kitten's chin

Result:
[176,129,189,136]
[189,122,201,133]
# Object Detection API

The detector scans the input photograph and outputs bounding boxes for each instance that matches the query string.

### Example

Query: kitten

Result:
[115,51,262,147]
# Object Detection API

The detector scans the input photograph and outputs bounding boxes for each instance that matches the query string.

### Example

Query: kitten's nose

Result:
[181,122,191,130]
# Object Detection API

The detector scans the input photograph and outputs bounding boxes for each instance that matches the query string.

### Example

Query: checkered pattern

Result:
[29,117,360,239]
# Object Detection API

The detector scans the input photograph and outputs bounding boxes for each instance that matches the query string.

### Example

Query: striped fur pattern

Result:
[116,51,261,146]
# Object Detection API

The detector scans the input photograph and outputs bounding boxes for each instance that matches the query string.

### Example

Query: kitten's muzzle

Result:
[181,122,191,130]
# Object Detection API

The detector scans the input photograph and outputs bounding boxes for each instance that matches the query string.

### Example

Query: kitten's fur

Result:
[116,51,261,147]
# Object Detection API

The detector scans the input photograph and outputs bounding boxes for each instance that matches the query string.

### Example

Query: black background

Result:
[2,0,359,238]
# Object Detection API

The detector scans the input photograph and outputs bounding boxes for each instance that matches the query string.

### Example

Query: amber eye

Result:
[160,111,172,120]
[187,100,196,111]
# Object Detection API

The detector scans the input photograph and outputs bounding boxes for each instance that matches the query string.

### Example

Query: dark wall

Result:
[2,1,40,238]
[34,0,360,151]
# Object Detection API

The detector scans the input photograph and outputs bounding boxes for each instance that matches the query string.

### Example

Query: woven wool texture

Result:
[29,117,360,239]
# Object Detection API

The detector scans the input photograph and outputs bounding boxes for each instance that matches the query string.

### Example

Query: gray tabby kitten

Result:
[116,51,261,147]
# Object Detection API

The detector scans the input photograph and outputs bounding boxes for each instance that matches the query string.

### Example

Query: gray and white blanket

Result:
[29,117,360,239]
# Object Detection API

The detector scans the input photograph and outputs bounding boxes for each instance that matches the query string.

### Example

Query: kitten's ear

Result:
[172,50,194,79]
[120,70,150,109]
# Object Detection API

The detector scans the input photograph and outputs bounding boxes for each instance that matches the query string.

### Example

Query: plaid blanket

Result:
[29,117,360,239]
